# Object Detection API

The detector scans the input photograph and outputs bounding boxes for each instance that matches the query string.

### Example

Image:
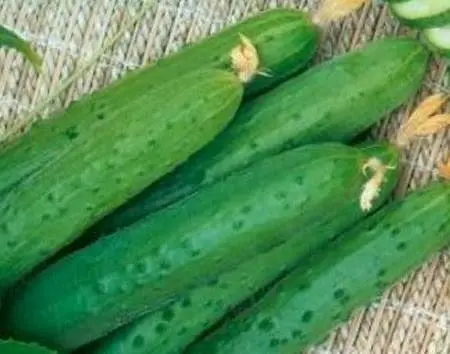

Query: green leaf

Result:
[0,24,43,71]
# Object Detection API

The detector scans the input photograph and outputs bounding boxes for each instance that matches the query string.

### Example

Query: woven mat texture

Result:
[0,0,449,353]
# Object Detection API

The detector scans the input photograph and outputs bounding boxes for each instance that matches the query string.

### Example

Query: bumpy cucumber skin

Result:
[91,145,400,354]
[0,339,56,354]
[0,9,318,196]
[189,182,450,354]
[88,37,429,237]
[160,8,320,97]
[390,3,450,29]
[0,69,242,293]
[3,143,399,351]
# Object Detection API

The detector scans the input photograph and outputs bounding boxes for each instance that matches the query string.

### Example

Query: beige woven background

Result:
[0,0,449,353]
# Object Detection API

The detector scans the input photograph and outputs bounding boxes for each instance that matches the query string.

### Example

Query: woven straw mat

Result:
[0,0,449,353]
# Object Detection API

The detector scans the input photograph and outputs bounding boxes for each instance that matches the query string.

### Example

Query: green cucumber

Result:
[423,26,450,58]
[0,69,242,293]
[391,0,450,29]
[91,144,400,354]
[3,142,400,351]
[88,37,428,237]
[0,339,56,354]
[91,144,399,354]
[188,182,450,354]
[0,9,319,196]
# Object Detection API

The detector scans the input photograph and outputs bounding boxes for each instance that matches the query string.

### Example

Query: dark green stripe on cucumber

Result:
[189,182,450,354]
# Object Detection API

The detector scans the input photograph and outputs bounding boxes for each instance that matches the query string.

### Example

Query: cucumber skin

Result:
[0,9,318,196]
[3,143,399,351]
[189,182,450,354]
[0,69,242,293]
[91,145,400,354]
[422,28,450,58]
[390,5,450,29]
[0,339,56,354]
[88,37,429,237]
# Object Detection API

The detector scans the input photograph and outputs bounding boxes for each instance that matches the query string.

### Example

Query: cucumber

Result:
[188,182,450,354]
[91,144,399,354]
[3,142,400,351]
[391,0,450,29]
[90,144,399,354]
[0,9,319,196]
[0,69,243,293]
[423,26,450,58]
[0,339,56,354]
[88,37,428,237]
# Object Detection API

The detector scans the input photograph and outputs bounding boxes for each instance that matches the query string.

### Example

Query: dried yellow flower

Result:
[438,159,450,180]
[407,94,448,127]
[230,34,261,83]
[313,0,370,25]
[412,114,450,136]
[396,94,449,147]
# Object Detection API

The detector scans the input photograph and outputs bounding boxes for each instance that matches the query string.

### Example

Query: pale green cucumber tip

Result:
[390,8,450,30]
[421,30,450,59]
